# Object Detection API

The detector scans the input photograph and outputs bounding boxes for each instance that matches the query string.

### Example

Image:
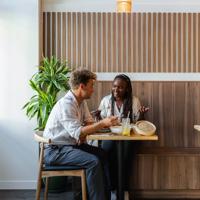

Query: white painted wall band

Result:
[96,73,200,81]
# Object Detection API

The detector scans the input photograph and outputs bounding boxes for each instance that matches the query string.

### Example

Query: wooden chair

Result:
[34,131,87,200]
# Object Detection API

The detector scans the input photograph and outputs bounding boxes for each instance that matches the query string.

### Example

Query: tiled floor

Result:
[0,190,195,200]
[0,190,74,200]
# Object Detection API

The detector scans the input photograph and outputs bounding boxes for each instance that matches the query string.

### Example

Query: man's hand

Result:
[78,132,87,145]
[79,116,119,142]
[101,116,119,127]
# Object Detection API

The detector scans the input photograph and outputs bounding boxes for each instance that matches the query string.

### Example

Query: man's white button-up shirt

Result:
[43,90,93,145]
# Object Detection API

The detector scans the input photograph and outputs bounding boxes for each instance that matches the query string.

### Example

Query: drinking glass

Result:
[122,118,131,136]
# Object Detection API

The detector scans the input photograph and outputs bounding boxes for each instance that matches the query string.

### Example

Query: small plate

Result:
[110,125,122,134]
[194,125,200,132]
[96,128,111,133]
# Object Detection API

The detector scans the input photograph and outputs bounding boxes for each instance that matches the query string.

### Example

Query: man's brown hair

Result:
[69,68,97,89]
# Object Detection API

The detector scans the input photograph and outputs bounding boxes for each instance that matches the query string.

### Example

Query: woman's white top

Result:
[98,94,141,121]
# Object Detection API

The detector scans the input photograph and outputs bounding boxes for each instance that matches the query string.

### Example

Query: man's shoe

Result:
[74,191,82,200]
[111,190,117,200]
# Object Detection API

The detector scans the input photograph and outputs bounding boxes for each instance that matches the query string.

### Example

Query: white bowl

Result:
[110,125,122,134]
[132,120,156,136]
[194,125,200,132]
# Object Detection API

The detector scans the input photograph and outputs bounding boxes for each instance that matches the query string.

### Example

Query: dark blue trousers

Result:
[44,143,111,200]
[101,140,135,190]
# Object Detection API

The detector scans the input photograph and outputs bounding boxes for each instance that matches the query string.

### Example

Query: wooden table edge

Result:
[87,133,158,141]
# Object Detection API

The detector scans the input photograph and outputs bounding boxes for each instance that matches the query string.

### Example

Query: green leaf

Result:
[23,56,71,130]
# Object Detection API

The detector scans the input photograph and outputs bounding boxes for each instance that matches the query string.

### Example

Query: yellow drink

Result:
[122,127,130,136]
[122,118,131,136]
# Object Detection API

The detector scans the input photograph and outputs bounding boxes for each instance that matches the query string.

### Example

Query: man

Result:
[43,68,118,200]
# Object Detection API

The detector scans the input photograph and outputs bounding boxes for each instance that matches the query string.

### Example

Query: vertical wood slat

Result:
[160,13,163,72]
[59,13,62,59]
[100,13,104,71]
[75,12,78,66]
[85,13,88,68]
[95,13,98,72]
[180,13,183,72]
[165,13,169,72]
[52,12,56,57]
[145,13,149,72]
[186,14,189,71]
[55,12,57,57]
[71,13,74,67]
[50,12,52,57]
[39,0,43,61]
[196,14,199,72]
[43,12,47,57]
[116,13,119,72]
[43,12,200,73]
[150,13,154,72]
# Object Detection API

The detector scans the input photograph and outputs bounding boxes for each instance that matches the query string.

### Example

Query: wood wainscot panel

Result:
[130,190,200,199]
[87,81,200,199]
[128,149,200,199]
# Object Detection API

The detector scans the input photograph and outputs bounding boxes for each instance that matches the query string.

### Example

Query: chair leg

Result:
[44,177,49,200]
[81,171,87,200]
[125,191,129,200]
[36,177,42,200]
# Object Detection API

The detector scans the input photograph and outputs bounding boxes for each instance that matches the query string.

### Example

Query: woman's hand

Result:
[139,106,149,114]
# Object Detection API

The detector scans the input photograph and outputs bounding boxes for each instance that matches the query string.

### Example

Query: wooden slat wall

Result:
[43,12,200,72]
[42,12,200,199]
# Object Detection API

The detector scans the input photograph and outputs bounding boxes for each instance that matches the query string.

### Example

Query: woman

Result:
[98,74,148,191]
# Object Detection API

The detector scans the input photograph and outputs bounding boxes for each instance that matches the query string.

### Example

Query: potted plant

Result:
[23,56,71,192]
[23,56,71,130]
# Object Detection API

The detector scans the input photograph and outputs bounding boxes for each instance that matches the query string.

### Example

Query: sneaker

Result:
[111,190,117,200]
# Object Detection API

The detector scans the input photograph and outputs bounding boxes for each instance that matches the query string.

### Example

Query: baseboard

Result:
[132,189,200,199]
[0,180,37,189]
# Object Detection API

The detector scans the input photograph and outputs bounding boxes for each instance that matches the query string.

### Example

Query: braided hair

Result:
[111,74,133,123]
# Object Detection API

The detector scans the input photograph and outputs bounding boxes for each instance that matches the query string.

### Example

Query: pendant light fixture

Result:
[117,0,132,13]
